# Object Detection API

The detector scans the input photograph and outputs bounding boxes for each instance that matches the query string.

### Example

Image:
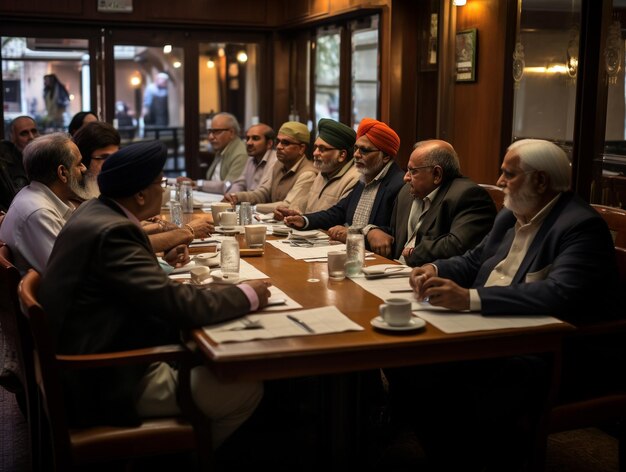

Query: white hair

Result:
[507,139,571,192]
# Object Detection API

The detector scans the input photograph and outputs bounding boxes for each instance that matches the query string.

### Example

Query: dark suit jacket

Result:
[391,178,496,264]
[304,162,405,236]
[435,192,620,319]
[40,196,252,426]
[0,141,28,212]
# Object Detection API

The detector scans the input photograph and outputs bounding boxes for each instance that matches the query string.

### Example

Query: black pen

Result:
[286,315,315,333]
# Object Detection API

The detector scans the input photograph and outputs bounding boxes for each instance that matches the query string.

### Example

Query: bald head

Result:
[412,139,461,180]
[10,116,39,152]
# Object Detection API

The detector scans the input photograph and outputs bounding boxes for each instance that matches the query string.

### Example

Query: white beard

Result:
[504,177,540,217]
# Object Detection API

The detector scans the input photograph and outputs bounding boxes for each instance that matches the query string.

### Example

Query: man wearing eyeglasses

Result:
[224,121,317,213]
[0,115,39,212]
[194,112,248,194]
[0,133,88,275]
[377,139,496,262]
[273,118,360,218]
[284,117,405,249]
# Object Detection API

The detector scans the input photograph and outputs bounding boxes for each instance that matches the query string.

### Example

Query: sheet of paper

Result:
[204,306,363,343]
[192,191,225,204]
[351,276,563,333]
[268,239,347,259]
[259,285,303,312]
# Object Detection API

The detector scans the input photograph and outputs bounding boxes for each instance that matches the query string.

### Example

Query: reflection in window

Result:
[113,44,185,174]
[511,1,580,147]
[351,15,379,128]
[315,29,341,122]
[2,36,90,133]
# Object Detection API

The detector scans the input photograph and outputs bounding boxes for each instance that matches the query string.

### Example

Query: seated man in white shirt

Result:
[0,133,88,275]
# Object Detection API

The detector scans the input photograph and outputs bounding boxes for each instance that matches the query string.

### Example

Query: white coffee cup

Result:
[194,253,219,267]
[327,251,347,281]
[244,225,266,247]
[219,211,237,227]
[190,266,212,285]
[379,298,412,326]
[211,202,232,225]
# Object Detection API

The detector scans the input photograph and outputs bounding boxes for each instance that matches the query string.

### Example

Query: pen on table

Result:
[390,289,413,293]
[286,314,315,333]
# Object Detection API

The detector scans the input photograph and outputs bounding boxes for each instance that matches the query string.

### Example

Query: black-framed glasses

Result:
[208,128,230,135]
[353,145,379,155]
[312,144,338,154]
[406,165,434,176]
[277,139,300,147]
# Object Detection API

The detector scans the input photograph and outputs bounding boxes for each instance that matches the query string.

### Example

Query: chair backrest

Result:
[591,204,626,248]
[479,183,505,212]
[0,242,21,384]
[18,269,74,468]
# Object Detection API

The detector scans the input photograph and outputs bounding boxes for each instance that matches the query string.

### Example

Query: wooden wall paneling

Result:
[415,0,440,143]
[387,0,420,170]
[271,32,292,129]
[0,0,83,16]
[453,0,510,186]
[147,0,269,24]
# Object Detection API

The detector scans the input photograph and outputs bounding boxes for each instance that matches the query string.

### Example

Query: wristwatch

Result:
[224,180,232,191]
[196,179,205,189]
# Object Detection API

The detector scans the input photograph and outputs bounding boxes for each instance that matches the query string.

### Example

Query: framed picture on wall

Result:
[455,28,477,82]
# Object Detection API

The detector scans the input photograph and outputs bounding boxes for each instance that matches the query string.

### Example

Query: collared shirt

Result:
[229,149,278,193]
[399,186,440,264]
[0,181,74,275]
[468,193,562,311]
[353,161,393,230]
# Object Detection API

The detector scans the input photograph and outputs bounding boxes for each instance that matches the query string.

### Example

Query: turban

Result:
[356,117,400,157]
[317,118,356,150]
[278,121,310,144]
[98,140,167,197]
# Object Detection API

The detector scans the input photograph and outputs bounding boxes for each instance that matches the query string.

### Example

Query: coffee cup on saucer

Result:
[379,298,412,327]
[219,211,237,228]
[190,266,212,285]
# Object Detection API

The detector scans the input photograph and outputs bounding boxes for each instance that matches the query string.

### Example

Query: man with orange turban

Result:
[284,117,405,251]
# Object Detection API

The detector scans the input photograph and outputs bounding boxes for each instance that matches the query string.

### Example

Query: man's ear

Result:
[57,165,68,184]
[534,171,549,193]
[432,165,443,185]
[337,150,347,163]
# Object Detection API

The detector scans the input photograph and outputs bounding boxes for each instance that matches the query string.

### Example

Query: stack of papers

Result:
[288,230,330,242]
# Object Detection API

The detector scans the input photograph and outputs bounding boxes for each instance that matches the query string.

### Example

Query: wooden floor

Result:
[0,384,619,472]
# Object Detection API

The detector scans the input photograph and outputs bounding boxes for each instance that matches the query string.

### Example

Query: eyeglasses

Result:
[500,169,535,180]
[207,128,230,135]
[406,165,434,176]
[154,177,168,188]
[277,139,300,147]
[353,145,379,155]
[312,145,338,154]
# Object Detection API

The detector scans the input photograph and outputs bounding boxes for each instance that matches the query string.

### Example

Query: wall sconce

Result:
[605,19,622,85]
[172,60,182,69]
[236,51,248,63]
[207,59,215,69]
[453,0,467,5]
[130,73,142,88]
[566,25,579,78]
[163,44,172,54]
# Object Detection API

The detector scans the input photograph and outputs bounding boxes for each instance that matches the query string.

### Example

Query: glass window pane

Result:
[315,30,340,122]
[511,1,581,151]
[113,44,184,175]
[351,15,379,127]
[2,36,90,134]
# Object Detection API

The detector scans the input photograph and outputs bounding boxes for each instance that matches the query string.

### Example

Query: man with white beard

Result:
[379,138,621,471]
[0,133,89,275]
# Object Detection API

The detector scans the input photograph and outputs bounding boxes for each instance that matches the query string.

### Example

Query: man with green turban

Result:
[274,118,360,219]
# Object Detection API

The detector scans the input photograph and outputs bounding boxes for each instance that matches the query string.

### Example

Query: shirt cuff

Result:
[237,283,260,311]
[361,224,377,236]
[302,216,310,229]
[469,288,481,311]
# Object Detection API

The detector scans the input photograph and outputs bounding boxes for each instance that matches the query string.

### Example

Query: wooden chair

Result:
[17,269,213,471]
[0,242,41,470]
[547,205,626,471]
[479,183,505,212]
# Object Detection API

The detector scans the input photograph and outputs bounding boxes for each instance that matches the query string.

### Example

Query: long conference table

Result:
[179,210,573,468]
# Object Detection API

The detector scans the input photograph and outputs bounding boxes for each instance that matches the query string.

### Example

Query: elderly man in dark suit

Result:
[40,140,271,449]
[372,139,496,261]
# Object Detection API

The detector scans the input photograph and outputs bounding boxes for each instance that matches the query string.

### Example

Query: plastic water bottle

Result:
[220,237,240,276]
[180,181,194,214]
[345,226,365,276]
[170,200,183,227]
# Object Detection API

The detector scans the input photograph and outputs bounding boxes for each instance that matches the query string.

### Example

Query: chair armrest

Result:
[57,344,192,370]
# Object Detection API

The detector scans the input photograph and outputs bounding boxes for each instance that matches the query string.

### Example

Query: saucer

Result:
[210,270,245,284]
[215,226,240,235]
[370,316,426,331]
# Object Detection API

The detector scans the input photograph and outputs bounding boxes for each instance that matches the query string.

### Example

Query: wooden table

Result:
[189,233,573,470]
